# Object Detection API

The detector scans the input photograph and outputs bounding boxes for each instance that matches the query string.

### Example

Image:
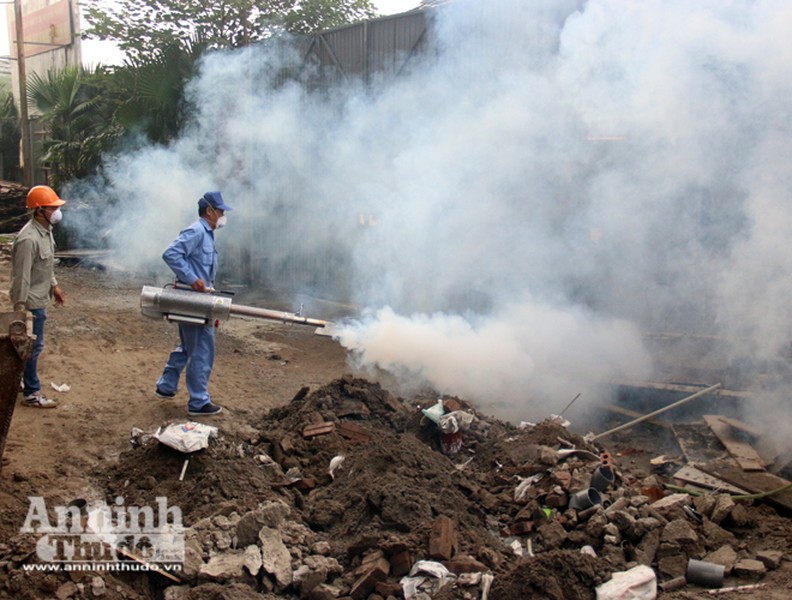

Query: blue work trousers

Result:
[22,308,47,397]
[156,322,215,411]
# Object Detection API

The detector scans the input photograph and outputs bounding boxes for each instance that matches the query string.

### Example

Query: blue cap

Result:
[198,191,233,211]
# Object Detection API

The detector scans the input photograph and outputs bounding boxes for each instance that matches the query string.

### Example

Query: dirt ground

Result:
[1,252,792,599]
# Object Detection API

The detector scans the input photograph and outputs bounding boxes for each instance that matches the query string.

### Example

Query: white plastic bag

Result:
[595,565,657,600]
[154,422,218,453]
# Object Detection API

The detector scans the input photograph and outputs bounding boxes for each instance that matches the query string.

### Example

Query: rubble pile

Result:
[1,375,790,599]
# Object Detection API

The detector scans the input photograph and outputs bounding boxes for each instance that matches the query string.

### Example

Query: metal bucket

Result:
[0,311,35,472]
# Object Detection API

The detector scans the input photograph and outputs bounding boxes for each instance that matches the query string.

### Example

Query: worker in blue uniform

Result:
[155,191,232,416]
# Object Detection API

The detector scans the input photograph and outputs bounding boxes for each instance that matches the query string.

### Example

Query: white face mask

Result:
[48,208,63,225]
[215,215,227,229]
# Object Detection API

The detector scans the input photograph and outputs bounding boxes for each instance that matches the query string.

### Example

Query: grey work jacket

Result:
[10,219,58,310]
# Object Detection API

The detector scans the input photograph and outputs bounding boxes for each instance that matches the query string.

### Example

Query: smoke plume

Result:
[64,0,792,427]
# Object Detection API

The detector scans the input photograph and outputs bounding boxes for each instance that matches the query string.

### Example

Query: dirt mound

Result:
[489,551,610,600]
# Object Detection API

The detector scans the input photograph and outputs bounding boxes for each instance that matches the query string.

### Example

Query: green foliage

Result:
[0,87,21,180]
[111,36,209,142]
[27,66,123,188]
[284,0,375,33]
[83,0,376,61]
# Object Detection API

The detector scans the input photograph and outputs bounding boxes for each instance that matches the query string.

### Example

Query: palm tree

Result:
[0,87,21,180]
[111,35,208,143]
[27,66,121,188]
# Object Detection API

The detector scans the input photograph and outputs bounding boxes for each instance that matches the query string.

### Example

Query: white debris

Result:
[155,422,218,453]
[328,455,345,480]
[50,382,71,392]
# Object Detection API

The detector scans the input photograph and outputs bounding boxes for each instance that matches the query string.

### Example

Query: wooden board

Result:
[672,422,729,464]
[703,415,766,471]
[698,461,792,512]
[672,464,748,495]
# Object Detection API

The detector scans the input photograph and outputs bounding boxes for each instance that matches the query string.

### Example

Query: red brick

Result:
[302,422,336,438]
[443,555,489,575]
[374,581,403,597]
[389,550,412,577]
[428,515,456,561]
[349,557,390,599]
[443,398,463,412]
[338,421,371,444]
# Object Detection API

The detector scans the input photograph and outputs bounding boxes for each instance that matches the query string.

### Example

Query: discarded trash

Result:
[509,539,523,556]
[548,413,571,428]
[178,459,189,481]
[514,474,543,502]
[421,399,445,424]
[481,572,494,600]
[686,559,724,588]
[440,431,463,455]
[130,427,152,447]
[438,410,475,434]
[328,455,345,480]
[154,422,218,453]
[595,564,657,600]
[591,465,616,492]
[401,560,456,599]
[50,382,70,393]
[569,487,602,510]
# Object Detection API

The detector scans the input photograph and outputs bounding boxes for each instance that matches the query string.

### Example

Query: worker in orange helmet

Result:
[9,185,66,408]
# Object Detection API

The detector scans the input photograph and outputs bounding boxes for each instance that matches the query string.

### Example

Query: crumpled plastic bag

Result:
[154,422,218,453]
[438,410,476,434]
[595,565,657,600]
[401,561,456,599]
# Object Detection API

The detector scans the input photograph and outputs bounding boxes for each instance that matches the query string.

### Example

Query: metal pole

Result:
[592,382,722,441]
[14,0,32,187]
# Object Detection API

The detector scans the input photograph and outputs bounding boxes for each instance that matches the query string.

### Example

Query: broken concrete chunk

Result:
[732,558,767,579]
[181,538,205,580]
[243,544,262,577]
[728,503,753,527]
[692,494,717,519]
[199,551,254,582]
[633,529,661,566]
[703,545,738,574]
[537,521,568,549]
[235,501,291,546]
[660,519,699,545]
[259,527,293,588]
[701,518,738,550]
[651,493,691,511]
[755,550,784,570]
[658,554,688,579]
[710,494,735,525]
[162,586,191,600]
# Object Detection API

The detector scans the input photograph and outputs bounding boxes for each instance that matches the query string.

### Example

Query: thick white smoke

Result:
[64,0,792,426]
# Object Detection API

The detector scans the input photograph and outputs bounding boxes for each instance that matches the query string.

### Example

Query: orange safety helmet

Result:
[26,185,65,209]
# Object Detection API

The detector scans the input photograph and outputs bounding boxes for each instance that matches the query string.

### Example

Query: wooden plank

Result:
[698,461,792,512]
[673,423,729,465]
[703,415,766,472]
[672,464,748,495]
[609,380,753,400]
[712,415,762,438]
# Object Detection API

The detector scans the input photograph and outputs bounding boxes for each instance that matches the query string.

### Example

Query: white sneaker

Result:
[22,394,58,409]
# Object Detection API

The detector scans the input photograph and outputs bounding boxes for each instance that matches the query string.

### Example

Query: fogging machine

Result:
[140,285,337,336]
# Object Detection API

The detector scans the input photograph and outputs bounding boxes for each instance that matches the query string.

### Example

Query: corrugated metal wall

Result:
[301,10,432,84]
[232,10,438,298]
